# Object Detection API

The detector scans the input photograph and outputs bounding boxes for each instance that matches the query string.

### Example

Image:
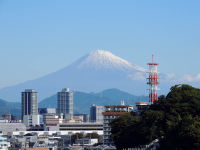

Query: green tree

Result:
[110,84,200,150]
[71,133,84,144]
[85,133,101,143]
[159,115,200,150]
[111,113,140,149]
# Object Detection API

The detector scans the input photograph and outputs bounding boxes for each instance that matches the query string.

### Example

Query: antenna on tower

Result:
[152,54,154,63]
[147,55,160,104]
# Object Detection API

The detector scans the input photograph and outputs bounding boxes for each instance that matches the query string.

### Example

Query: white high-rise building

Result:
[57,88,73,120]
[21,89,39,126]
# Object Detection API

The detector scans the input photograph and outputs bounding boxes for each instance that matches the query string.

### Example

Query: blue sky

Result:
[0,0,200,88]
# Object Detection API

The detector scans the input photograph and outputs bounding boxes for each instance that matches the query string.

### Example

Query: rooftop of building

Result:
[23,89,37,92]
[60,88,71,92]
[60,122,103,125]
[135,102,149,105]
[102,112,130,116]
[104,105,133,108]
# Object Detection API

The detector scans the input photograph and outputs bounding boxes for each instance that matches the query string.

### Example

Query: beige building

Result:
[43,114,63,125]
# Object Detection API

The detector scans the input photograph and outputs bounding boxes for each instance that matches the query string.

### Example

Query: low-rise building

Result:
[38,108,56,115]
[73,114,90,122]
[26,148,50,150]
[0,131,8,149]
[2,114,12,122]
[43,114,63,125]
[9,133,62,150]
[135,102,149,115]
[59,122,103,135]
[74,138,98,146]
[23,115,40,126]
[0,122,26,134]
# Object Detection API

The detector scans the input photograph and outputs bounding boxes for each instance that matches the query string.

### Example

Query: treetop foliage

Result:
[111,84,200,150]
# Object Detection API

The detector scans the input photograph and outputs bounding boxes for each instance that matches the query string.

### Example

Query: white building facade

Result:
[57,88,73,120]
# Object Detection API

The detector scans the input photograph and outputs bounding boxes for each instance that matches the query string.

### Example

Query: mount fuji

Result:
[0,50,171,102]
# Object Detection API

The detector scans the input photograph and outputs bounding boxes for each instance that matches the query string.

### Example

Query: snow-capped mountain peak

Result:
[77,50,145,72]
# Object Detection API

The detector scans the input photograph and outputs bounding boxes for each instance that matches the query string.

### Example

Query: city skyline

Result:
[0,1,200,88]
[0,1,199,149]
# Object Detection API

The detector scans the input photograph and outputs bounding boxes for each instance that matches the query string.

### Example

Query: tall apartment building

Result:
[21,89,39,126]
[57,88,73,120]
[102,101,133,145]
[90,104,104,123]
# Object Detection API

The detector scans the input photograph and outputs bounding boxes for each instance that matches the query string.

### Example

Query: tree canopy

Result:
[110,84,200,150]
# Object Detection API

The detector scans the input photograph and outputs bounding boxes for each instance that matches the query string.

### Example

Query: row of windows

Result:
[106,107,128,111]
[60,125,103,127]
[0,140,7,142]
[104,131,111,135]
[103,116,117,119]
[60,128,101,130]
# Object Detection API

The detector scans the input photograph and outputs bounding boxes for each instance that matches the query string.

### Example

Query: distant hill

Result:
[0,88,148,119]
[39,88,148,114]
[0,98,21,119]
[95,88,147,104]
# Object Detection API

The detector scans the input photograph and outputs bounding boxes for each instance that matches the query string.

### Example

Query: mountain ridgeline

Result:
[39,88,148,114]
[0,98,21,119]
[0,88,148,119]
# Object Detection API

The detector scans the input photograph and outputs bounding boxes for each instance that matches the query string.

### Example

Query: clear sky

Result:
[0,0,200,88]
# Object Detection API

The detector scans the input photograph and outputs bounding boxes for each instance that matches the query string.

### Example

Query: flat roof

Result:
[135,102,148,105]
[102,112,129,116]
[104,105,133,108]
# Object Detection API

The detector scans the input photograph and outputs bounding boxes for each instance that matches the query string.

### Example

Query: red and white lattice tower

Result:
[147,55,159,104]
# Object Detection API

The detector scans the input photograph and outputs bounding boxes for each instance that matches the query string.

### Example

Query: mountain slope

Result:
[39,88,148,113]
[0,98,21,119]
[39,91,112,114]
[77,50,145,71]
[0,50,165,102]
[0,88,147,119]
[95,88,147,103]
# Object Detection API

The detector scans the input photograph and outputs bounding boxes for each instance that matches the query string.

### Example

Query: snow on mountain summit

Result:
[77,50,145,72]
